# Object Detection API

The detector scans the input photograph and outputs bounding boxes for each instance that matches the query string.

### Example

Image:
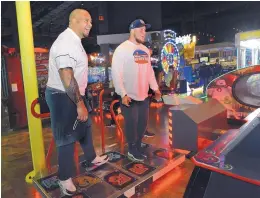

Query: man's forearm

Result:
[66,76,83,105]
[59,68,83,106]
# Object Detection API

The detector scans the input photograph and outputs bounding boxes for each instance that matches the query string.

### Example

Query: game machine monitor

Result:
[199,56,209,63]
[87,53,108,110]
[207,65,260,122]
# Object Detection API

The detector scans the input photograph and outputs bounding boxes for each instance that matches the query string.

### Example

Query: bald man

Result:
[45,9,108,196]
[112,19,161,162]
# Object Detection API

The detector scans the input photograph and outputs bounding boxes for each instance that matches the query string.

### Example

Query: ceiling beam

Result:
[33,2,79,28]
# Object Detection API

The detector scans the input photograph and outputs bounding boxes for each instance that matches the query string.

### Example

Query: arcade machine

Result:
[167,65,260,154]
[207,65,260,122]
[87,53,109,112]
[157,32,200,105]
[236,30,260,69]
[1,47,49,130]
[159,29,180,94]
[143,30,180,105]
[184,70,260,198]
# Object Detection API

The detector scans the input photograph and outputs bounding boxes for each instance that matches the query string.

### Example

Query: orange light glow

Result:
[29,187,42,198]
[117,114,124,121]
[117,129,121,137]
[34,47,49,53]
[99,15,104,21]
[174,149,190,155]
[150,168,182,195]
[105,113,112,119]
[156,114,159,121]
[150,102,163,108]
[198,137,213,150]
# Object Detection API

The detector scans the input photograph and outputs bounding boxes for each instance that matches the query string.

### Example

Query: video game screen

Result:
[88,66,112,84]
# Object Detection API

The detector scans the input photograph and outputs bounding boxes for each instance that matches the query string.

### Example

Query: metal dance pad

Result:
[33,144,185,198]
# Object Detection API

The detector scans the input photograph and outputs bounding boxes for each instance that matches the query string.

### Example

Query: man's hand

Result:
[122,95,132,107]
[154,90,162,101]
[77,101,88,122]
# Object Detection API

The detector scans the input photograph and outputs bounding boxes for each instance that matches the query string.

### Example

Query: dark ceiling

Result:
[1,1,99,49]
[1,1,260,48]
[162,1,260,43]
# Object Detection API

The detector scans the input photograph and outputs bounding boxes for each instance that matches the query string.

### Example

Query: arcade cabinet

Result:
[1,47,49,129]
[184,68,260,198]
[184,109,260,198]
[207,65,260,122]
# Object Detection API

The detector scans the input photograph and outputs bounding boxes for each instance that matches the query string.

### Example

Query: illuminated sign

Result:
[99,15,104,21]
[176,34,192,45]
[163,29,177,40]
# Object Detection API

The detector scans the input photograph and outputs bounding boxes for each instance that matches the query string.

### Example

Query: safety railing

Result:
[99,89,124,153]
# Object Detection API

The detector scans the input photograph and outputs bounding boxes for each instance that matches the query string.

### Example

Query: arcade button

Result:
[104,170,136,190]
[38,173,59,193]
[153,148,175,160]
[73,173,101,189]
[124,162,156,177]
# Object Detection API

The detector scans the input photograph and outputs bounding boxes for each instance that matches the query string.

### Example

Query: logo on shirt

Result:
[133,50,149,64]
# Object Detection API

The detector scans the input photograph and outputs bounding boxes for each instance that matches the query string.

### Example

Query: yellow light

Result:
[192,35,196,43]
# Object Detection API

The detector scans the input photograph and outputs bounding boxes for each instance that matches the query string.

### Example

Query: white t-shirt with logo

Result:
[47,28,88,96]
[112,40,158,101]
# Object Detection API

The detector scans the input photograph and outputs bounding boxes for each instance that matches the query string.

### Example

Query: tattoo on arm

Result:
[59,67,82,104]
[66,76,83,104]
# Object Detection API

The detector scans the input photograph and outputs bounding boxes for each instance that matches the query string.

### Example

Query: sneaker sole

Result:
[58,181,76,196]
[144,135,155,138]
[127,152,144,162]
[86,156,109,171]
[93,157,109,166]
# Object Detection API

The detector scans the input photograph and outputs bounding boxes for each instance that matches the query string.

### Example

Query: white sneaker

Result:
[91,155,109,166]
[84,155,109,172]
[58,178,77,196]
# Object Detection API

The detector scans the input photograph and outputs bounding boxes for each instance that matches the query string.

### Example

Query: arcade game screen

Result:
[247,73,260,97]
[207,65,260,120]
[88,66,112,84]
[233,72,260,108]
